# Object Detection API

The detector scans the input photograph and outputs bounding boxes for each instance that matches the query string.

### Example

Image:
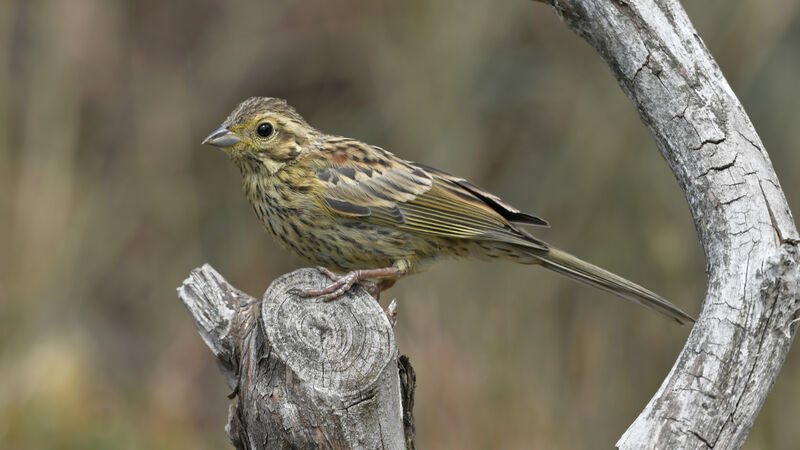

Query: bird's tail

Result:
[526,245,694,325]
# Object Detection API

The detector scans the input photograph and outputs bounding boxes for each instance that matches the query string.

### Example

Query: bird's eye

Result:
[256,122,274,138]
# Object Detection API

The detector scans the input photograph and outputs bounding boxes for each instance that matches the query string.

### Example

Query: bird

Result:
[202,97,694,325]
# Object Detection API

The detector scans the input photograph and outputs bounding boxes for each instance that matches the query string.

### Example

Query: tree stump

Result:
[177,265,416,449]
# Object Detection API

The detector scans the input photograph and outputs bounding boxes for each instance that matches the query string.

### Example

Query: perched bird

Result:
[203,97,694,324]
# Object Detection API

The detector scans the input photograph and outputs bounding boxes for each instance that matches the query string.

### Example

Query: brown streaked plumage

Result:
[203,97,694,325]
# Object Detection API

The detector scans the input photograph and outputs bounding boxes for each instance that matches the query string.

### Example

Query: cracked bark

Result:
[177,265,415,450]
[547,0,800,448]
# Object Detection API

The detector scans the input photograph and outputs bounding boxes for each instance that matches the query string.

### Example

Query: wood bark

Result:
[177,265,415,449]
[546,0,800,448]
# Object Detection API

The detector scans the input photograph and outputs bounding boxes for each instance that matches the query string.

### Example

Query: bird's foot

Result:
[293,267,402,302]
[308,267,377,302]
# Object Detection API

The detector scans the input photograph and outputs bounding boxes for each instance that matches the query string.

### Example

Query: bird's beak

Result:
[202,126,241,148]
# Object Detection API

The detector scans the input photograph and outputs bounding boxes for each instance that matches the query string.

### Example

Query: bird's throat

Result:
[232,153,284,177]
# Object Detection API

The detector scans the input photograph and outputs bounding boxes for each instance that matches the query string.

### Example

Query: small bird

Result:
[203,97,694,324]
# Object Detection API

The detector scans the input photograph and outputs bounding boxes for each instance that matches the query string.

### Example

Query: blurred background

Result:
[1,0,798,448]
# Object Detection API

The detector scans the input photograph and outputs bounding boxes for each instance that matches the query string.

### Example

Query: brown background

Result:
[1,0,798,448]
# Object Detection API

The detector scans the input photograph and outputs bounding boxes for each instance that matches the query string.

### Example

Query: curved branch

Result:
[547,0,800,447]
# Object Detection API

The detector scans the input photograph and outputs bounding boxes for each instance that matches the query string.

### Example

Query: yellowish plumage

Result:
[203,97,694,324]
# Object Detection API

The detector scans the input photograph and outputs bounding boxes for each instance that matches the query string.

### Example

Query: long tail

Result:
[527,245,694,325]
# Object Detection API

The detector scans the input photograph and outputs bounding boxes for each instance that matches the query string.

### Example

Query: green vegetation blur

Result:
[1,0,798,448]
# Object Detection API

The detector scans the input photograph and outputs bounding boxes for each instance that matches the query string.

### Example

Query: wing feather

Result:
[411,163,550,227]
[314,140,546,249]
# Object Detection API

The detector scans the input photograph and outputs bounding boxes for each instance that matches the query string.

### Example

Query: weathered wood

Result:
[178,265,414,449]
[547,0,800,448]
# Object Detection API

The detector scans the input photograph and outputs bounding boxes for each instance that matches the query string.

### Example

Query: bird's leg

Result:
[298,267,403,302]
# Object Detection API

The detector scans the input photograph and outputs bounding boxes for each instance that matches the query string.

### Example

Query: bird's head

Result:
[203,97,319,174]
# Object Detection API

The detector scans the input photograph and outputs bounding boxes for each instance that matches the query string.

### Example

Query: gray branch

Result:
[177,265,415,449]
[548,0,800,448]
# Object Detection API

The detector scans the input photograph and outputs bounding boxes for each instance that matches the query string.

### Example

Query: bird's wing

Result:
[410,163,549,227]
[312,140,546,249]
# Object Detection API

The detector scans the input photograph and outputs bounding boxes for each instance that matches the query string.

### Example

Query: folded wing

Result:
[314,141,547,250]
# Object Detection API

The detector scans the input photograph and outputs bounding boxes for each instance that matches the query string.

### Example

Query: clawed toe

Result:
[295,271,359,302]
[315,266,339,281]
[290,267,402,302]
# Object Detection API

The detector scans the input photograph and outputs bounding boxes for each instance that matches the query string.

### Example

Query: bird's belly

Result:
[261,212,424,273]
